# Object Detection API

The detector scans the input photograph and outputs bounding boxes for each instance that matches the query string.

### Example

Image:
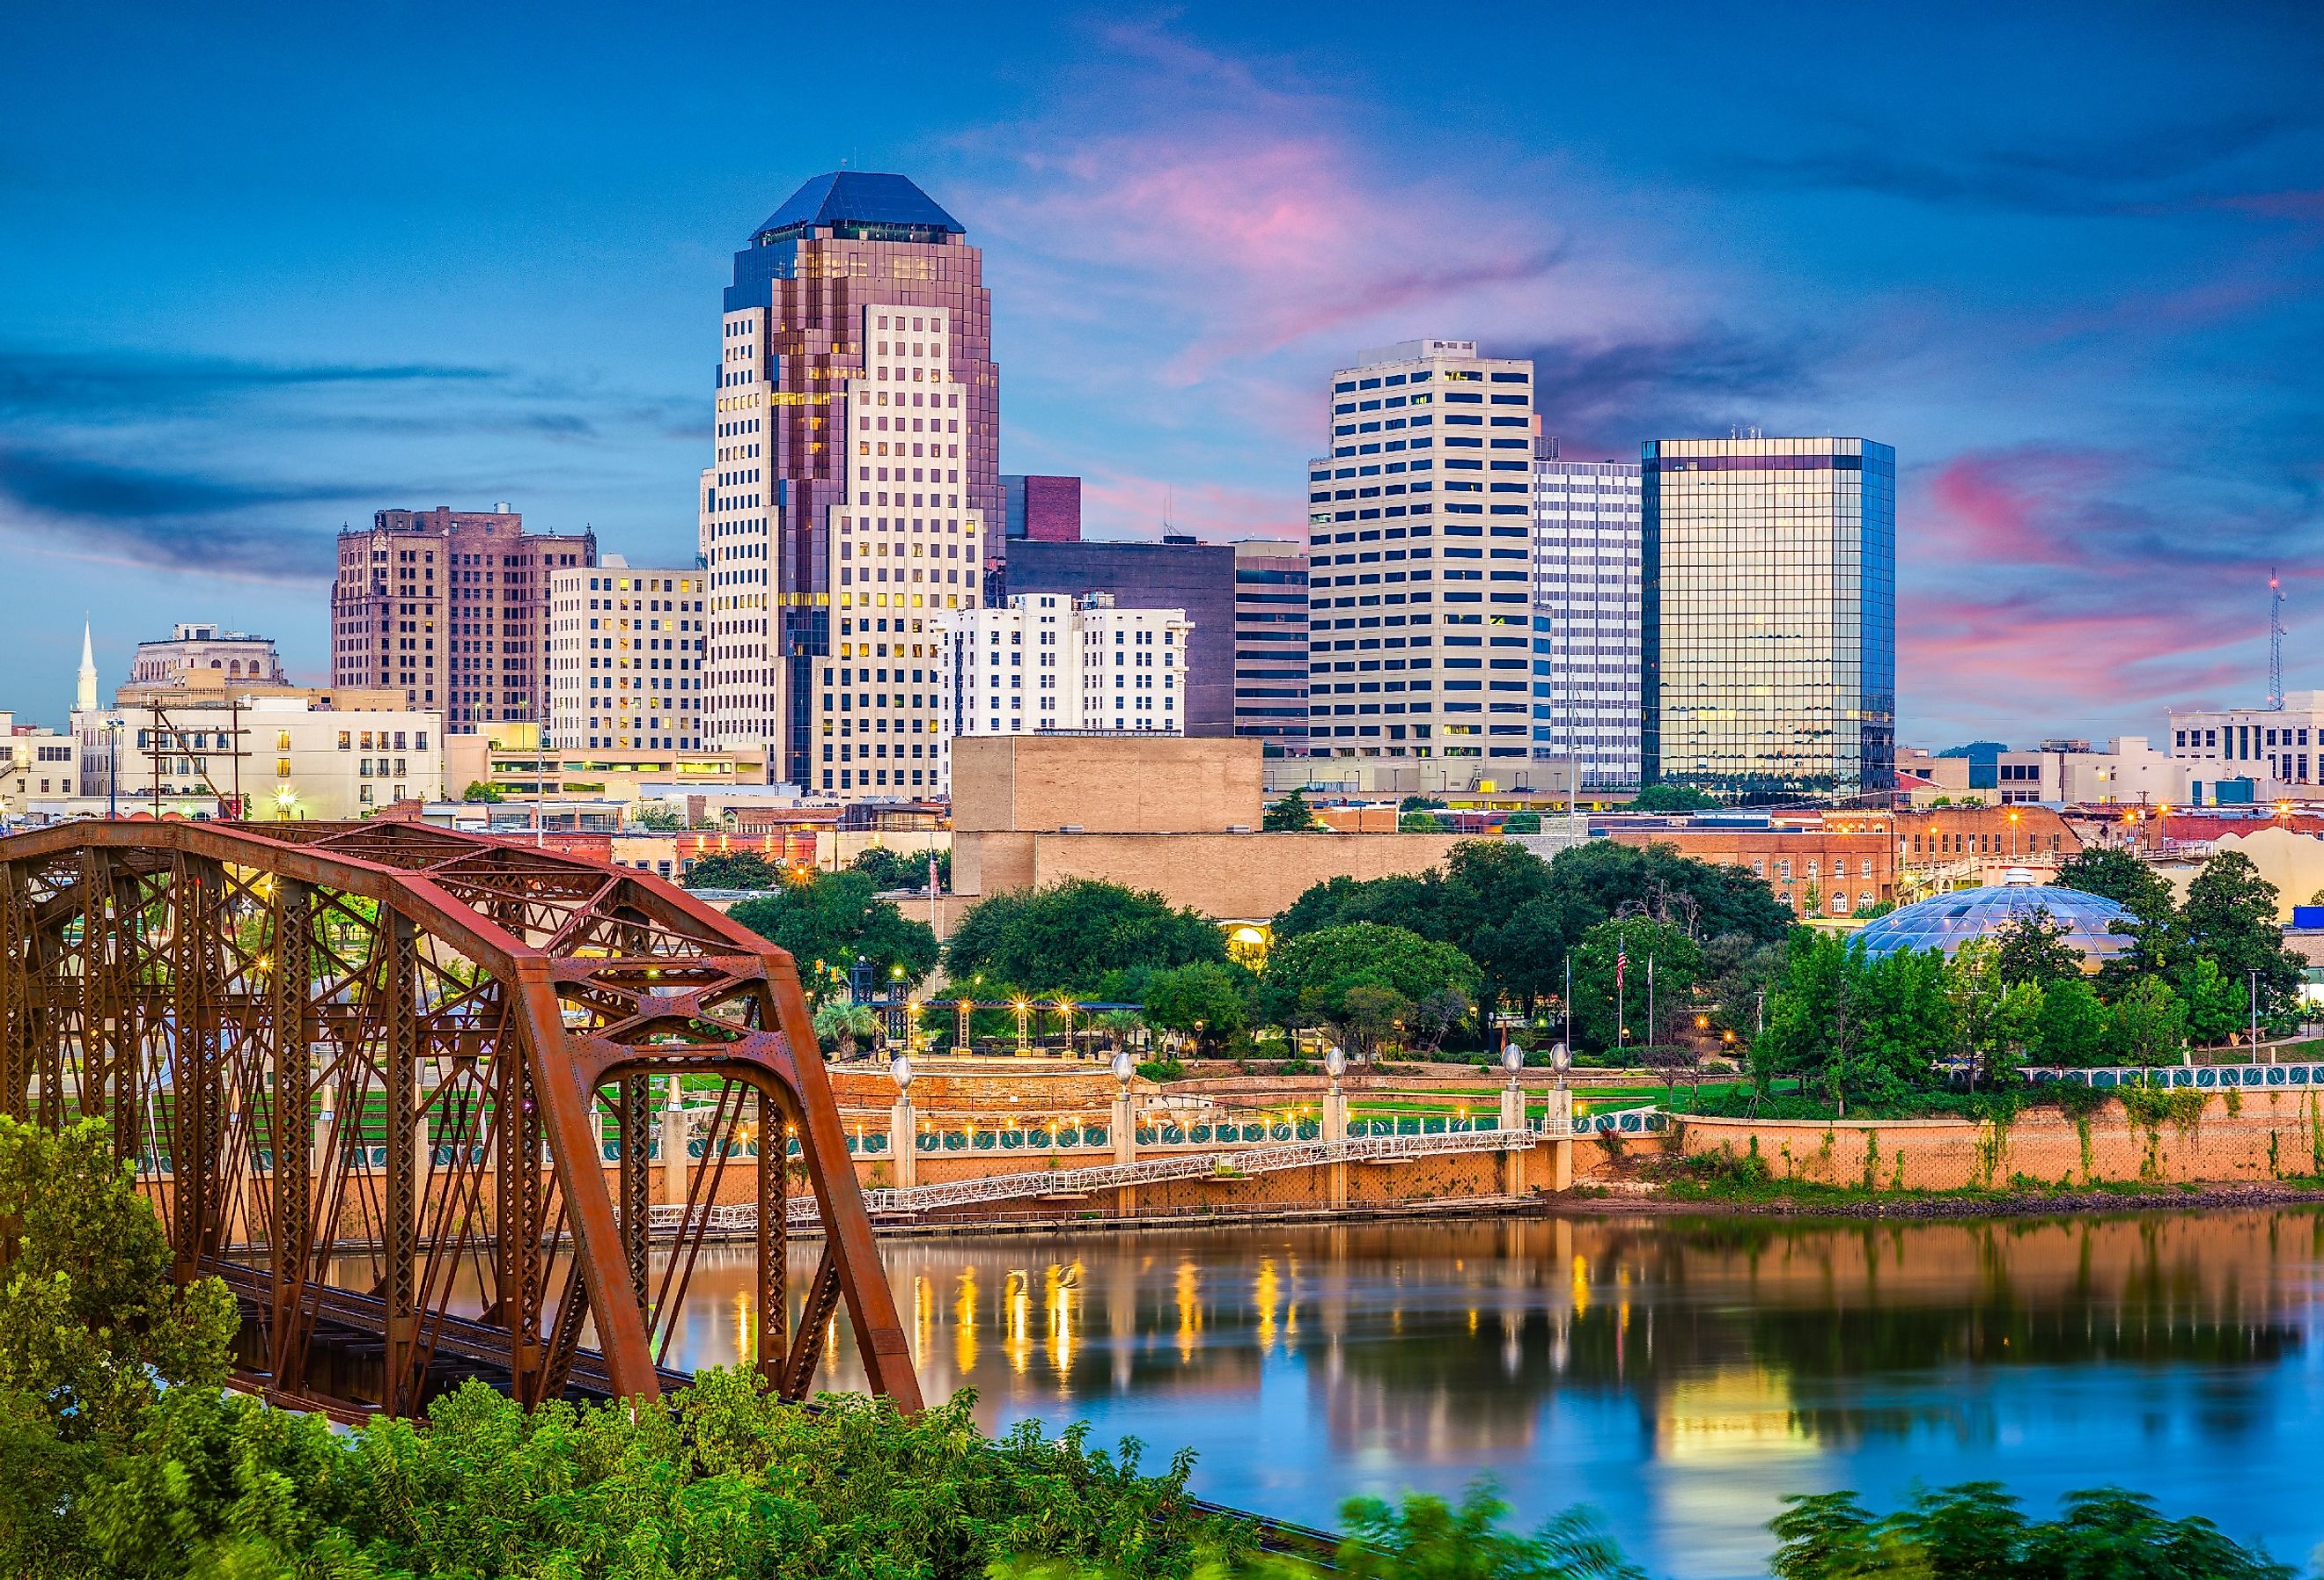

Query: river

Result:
[659,1210,2324,1578]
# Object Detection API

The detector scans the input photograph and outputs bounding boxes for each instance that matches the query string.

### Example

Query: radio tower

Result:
[2269,568,2286,710]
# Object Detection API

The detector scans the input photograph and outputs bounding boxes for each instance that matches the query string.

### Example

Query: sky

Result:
[3,2,2321,746]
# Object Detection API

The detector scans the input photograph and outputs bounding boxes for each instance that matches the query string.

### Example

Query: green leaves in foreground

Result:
[1769,1481,2296,1580]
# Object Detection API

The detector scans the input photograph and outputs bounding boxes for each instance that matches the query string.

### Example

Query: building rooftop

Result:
[750,172,963,246]
[1855,875,2131,963]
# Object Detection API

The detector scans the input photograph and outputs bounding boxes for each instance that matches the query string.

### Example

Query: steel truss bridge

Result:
[0,819,919,1419]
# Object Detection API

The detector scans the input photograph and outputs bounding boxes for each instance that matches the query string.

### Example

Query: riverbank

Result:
[1552,1177,2324,1220]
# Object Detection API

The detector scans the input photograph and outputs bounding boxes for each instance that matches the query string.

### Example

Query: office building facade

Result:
[1529,446,1643,789]
[130,623,284,687]
[997,537,1236,736]
[1306,340,1535,759]
[939,593,1191,752]
[2170,694,2324,801]
[1000,474,1083,541]
[1232,539,1308,751]
[1642,437,1895,799]
[332,506,596,732]
[546,562,709,751]
[699,171,997,787]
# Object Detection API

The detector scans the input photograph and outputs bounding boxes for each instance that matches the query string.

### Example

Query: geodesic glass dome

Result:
[1854,875,2132,965]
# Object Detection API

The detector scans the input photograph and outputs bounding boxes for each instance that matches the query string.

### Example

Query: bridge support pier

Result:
[1497,1081,1526,1195]
[1323,1084,1350,1209]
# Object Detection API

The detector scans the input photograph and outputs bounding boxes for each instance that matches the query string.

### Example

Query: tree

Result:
[854,845,951,893]
[1502,811,1542,834]
[2177,954,2247,1047]
[1546,839,1795,946]
[631,802,684,832]
[1753,933,1953,1113]
[2033,977,2110,1066]
[1140,961,1253,1055]
[1398,795,1447,812]
[1275,872,1444,942]
[1262,788,1320,831]
[683,850,783,890]
[1990,907,2081,988]
[813,1001,881,1060]
[1258,922,1481,1060]
[2056,846,2177,918]
[1629,783,1718,812]
[2180,850,2304,1025]
[460,780,504,803]
[1399,810,1446,833]
[945,879,1227,997]
[729,870,939,988]
[1566,917,1702,1056]
[2107,974,2188,1064]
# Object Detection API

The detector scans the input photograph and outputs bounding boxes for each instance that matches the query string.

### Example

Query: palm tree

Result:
[813,1002,881,1061]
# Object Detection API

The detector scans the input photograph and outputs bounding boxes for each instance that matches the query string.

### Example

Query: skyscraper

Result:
[1642,436,1896,799]
[1529,441,1642,789]
[701,172,997,789]
[331,506,596,732]
[1232,539,1308,752]
[545,561,708,751]
[1306,340,1535,759]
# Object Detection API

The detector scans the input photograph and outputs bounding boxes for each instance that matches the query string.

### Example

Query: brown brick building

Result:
[332,507,594,733]
[1602,824,1898,918]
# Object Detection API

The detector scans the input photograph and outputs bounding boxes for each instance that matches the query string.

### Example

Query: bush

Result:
[1136,1057,1186,1084]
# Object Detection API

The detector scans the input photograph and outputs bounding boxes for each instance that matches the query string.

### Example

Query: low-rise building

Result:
[74,694,444,820]
[934,592,1193,784]
[1600,817,1898,918]
[129,623,284,687]
[0,713,80,816]
[2170,694,2324,804]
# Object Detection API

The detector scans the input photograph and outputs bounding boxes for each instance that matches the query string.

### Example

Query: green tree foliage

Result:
[1769,1482,2292,1580]
[2106,974,2188,1063]
[1262,788,1320,831]
[945,879,1227,997]
[729,870,939,988]
[1258,922,1481,1060]
[2178,850,2304,1023]
[1398,795,1447,812]
[2056,846,2177,917]
[1754,933,1954,1114]
[1275,873,1445,941]
[1141,961,1254,1055]
[1399,811,1447,833]
[683,849,784,890]
[813,1001,882,1059]
[1703,932,1787,1045]
[1629,783,1719,812]
[1989,907,2081,988]
[630,802,684,832]
[1546,840,1795,946]
[854,845,952,893]
[1567,917,1701,1055]
[1950,939,2046,1087]
[1336,1483,1643,1579]
[2032,976,2109,1066]
[2177,954,2248,1047]
[460,779,504,803]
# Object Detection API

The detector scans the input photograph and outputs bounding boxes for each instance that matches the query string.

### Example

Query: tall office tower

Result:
[1306,341,1535,759]
[701,171,997,788]
[1000,474,1083,541]
[938,592,1191,755]
[998,536,1238,735]
[1529,442,1643,789]
[545,561,709,751]
[332,506,596,732]
[1642,437,1896,799]
[1232,539,1309,752]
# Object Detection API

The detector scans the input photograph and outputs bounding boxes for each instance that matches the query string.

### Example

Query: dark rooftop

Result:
[750,172,964,246]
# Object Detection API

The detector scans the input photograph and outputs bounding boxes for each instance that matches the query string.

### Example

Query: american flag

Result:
[1615,937,1627,992]
[927,854,940,893]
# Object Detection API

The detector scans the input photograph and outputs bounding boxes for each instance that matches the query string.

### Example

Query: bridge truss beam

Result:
[0,819,919,1419]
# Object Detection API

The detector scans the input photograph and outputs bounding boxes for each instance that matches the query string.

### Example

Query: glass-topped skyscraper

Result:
[1641,437,1895,800]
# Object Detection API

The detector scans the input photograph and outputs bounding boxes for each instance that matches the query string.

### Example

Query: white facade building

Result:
[0,714,80,816]
[72,696,444,819]
[807,304,986,799]
[1529,447,1643,789]
[2170,694,2324,804]
[547,560,708,751]
[129,622,284,687]
[1305,339,1536,760]
[938,594,1191,769]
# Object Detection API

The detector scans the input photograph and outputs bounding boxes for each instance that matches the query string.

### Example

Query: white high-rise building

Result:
[1529,445,1644,789]
[1305,340,1535,760]
[938,593,1191,770]
[546,561,708,751]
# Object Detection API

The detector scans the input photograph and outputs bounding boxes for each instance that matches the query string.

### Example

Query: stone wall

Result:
[954,828,1467,918]
[1678,1090,2324,1190]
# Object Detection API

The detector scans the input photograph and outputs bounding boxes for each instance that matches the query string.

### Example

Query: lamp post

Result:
[1013,999,1031,1055]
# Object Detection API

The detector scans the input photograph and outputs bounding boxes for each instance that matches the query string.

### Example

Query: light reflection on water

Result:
[661,1210,2324,1579]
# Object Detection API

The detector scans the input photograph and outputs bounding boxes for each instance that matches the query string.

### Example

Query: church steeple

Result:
[76,620,97,713]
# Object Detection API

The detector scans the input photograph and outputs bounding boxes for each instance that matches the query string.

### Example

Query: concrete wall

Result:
[951,734,1264,834]
[955,827,1467,918]
[1679,1090,2324,1190]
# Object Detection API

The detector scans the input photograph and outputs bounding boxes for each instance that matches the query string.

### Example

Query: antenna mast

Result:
[2270,568,2286,710]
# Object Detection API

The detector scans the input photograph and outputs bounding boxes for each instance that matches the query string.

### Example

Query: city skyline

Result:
[4,4,2321,745]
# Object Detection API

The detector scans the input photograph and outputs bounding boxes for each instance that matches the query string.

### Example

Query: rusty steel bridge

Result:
[0,819,920,1419]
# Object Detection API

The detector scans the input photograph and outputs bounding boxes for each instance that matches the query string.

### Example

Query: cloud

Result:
[1727,111,2312,216]
[0,346,497,423]
[1510,327,1821,457]
[0,444,360,582]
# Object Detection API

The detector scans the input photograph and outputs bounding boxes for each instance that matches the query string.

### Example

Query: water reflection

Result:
[665,1210,2324,1578]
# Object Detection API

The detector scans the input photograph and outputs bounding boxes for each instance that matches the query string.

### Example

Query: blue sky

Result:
[4,2,2320,744]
